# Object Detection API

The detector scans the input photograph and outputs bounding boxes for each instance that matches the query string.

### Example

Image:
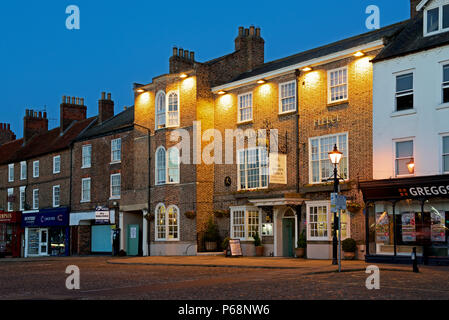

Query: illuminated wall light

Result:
[354,51,365,57]
[302,67,312,72]
[136,88,145,93]
[217,90,226,95]
[257,79,266,84]
[304,71,320,88]
[180,73,188,79]
[219,94,232,110]
[181,77,195,91]
[259,83,272,96]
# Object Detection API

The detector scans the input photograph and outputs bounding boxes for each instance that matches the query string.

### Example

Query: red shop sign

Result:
[0,211,20,223]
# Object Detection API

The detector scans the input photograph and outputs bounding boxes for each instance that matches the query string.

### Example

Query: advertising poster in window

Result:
[269,153,287,184]
[431,211,446,242]
[401,212,416,242]
[376,212,390,242]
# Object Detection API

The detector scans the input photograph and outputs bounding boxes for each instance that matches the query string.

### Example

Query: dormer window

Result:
[424,2,449,36]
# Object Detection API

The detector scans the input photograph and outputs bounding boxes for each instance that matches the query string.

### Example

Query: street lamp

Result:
[328,144,343,265]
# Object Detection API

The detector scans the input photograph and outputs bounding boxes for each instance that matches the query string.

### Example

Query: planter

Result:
[205,241,217,251]
[184,211,196,219]
[255,246,264,257]
[295,248,305,258]
[343,251,355,260]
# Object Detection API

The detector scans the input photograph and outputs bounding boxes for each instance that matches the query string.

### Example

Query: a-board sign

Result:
[226,239,243,257]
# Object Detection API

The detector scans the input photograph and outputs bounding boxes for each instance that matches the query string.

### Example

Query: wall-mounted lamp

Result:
[302,67,312,72]
[407,159,415,174]
[217,90,226,95]
[354,51,365,57]
[180,73,188,79]
[136,88,145,93]
[257,79,266,84]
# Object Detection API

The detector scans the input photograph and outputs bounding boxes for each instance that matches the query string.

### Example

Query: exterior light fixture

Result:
[354,51,365,57]
[328,144,343,165]
[302,67,312,72]
[180,73,188,79]
[217,90,226,95]
[136,88,145,93]
[257,79,266,84]
[407,159,415,174]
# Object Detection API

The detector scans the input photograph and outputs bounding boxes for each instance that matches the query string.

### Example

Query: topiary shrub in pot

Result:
[222,237,230,254]
[253,232,264,257]
[342,238,357,260]
[295,230,307,258]
[204,217,220,251]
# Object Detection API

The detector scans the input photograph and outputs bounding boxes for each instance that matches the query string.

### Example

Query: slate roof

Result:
[373,11,449,62]
[231,21,408,83]
[75,106,134,142]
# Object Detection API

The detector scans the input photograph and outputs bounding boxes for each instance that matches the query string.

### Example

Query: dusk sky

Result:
[1,0,410,138]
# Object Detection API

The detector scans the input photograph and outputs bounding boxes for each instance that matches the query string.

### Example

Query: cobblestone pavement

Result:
[0,256,448,300]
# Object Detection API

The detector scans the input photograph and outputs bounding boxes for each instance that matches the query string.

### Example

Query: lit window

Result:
[155,204,179,241]
[279,81,296,113]
[156,147,166,185]
[395,73,414,111]
[167,92,179,127]
[8,164,14,182]
[328,67,348,103]
[111,138,121,162]
[53,185,60,207]
[310,133,348,184]
[20,162,26,180]
[32,189,39,210]
[443,65,449,104]
[230,207,261,240]
[7,188,13,212]
[110,174,121,199]
[395,140,414,176]
[238,92,253,123]
[238,147,268,190]
[19,187,25,211]
[33,161,39,178]
[82,145,92,168]
[443,136,449,173]
[155,91,166,129]
[307,201,350,241]
[53,155,61,174]
[81,178,91,202]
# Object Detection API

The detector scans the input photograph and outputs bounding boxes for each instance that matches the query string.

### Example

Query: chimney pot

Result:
[34,112,37,118]
[190,51,195,61]
[245,28,249,36]
[179,48,184,57]
[43,112,47,118]
[249,26,255,36]
[7,124,10,130]
[101,92,106,100]
[173,47,178,56]
[184,50,189,59]
[63,96,66,103]
[238,26,244,36]
[39,111,42,118]
[76,97,80,105]
[107,93,111,100]
[71,97,76,104]
[80,98,84,105]
[256,27,261,37]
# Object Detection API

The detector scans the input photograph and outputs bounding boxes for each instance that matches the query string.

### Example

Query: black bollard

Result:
[412,247,419,273]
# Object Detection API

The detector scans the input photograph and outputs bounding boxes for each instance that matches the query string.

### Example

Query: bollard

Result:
[412,247,419,273]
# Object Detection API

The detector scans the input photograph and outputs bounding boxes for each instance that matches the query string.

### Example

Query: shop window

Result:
[53,155,61,174]
[230,207,261,240]
[32,189,39,210]
[443,65,449,103]
[443,136,449,173]
[20,161,26,180]
[8,164,14,182]
[395,140,414,176]
[328,67,348,103]
[310,133,348,184]
[81,178,91,202]
[155,204,179,241]
[155,91,166,129]
[82,145,92,168]
[279,81,296,114]
[395,73,414,111]
[237,147,268,190]
[7,188,13,212]
[53,186,60,208]
[110,174,121,199]
[33,161,39,178]
[238,92,253,123]
[111,138,121,163]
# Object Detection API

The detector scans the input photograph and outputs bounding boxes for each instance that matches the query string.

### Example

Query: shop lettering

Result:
[409,185,449,197]
[314,115,340,127]
[0,213,12,220]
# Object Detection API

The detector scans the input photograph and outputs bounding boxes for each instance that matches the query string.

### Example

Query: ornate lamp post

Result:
[328,144,343,265]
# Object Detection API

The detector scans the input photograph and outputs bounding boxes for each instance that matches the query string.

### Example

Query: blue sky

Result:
[0,0,410,138]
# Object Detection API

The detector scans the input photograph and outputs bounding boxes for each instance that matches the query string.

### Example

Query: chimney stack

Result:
[60,95,87,133]
[98,92,114,125]
[0,123,16,146]
[234,25,265,71]
[23,109,48,143]
[169,46,196,73]
[410,0,421,18]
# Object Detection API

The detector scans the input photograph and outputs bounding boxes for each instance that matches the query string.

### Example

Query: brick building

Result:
[0,99,94,257]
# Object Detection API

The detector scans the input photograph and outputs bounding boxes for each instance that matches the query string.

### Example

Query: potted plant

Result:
[184,211,196,219]
[253,232,264,256]
[295,231,306,258]
[204,217,220,251]
[342,238,357,260]
[222,237,230,254]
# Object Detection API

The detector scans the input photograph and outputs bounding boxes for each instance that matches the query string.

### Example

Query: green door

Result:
[282,219,294,257]
[127,224,139,256]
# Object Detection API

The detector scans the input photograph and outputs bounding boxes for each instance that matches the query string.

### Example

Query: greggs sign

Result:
[399,184,449,198]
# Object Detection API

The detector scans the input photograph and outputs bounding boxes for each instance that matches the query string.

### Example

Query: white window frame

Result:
[155,91,166,130]
[393,138,415,177]
[424,2,449,37]
[33,161,39,178]
[442,133,449,174]
[20,161,26,180]
[155,203,180,241]
[110,173,121,199]
[279,80,297,114]
[82,144,92,169]
[32,189,39,210]
[442,64,449,104]
[237,92,253,123]
[8,164,14,182]
[167,147,180,184]
[81,178,91,203]
[308,132,349,184]
[155,146,167,185]
[53,155,61,174]
[19,186,26,211]
[111,138,121,163]
[53,185,60,208]
[237,147,269,191]
[7,188,14,212]
[306,201,351,241]
[166,90,180,128]
[327,67,348,104]
[230,206,262,241]
[395,71,414,112]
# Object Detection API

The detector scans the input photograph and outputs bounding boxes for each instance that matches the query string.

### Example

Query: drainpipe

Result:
[69,142,73,256]
[295,69,300,194]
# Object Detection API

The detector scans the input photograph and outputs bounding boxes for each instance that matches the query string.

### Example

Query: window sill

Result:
[436,103,449,110]
[327,101,348,108]
[155,239,180,242]
[278,110,297,116]
[390,109,417,118]
[80,200,91,204]
[81,166,91,169]
[237,120,253,126]
[110,161,121,165]
[109,197,121,200]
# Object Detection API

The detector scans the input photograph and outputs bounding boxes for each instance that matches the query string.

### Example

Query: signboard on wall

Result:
[269,153,287,184]
[95,206,110,224]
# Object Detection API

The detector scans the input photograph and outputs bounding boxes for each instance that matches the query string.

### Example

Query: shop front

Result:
[0,211,22,258]
[22,207,70,257]
[360,174,449,265]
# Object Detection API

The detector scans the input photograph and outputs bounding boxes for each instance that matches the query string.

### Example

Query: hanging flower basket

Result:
[185,211,196,219]
[214,210,230,218]
[346,202,363,214]
[144,212,154,221]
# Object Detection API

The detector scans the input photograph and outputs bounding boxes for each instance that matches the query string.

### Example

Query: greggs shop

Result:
[0,211,22,258]
[360,174,449,265]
